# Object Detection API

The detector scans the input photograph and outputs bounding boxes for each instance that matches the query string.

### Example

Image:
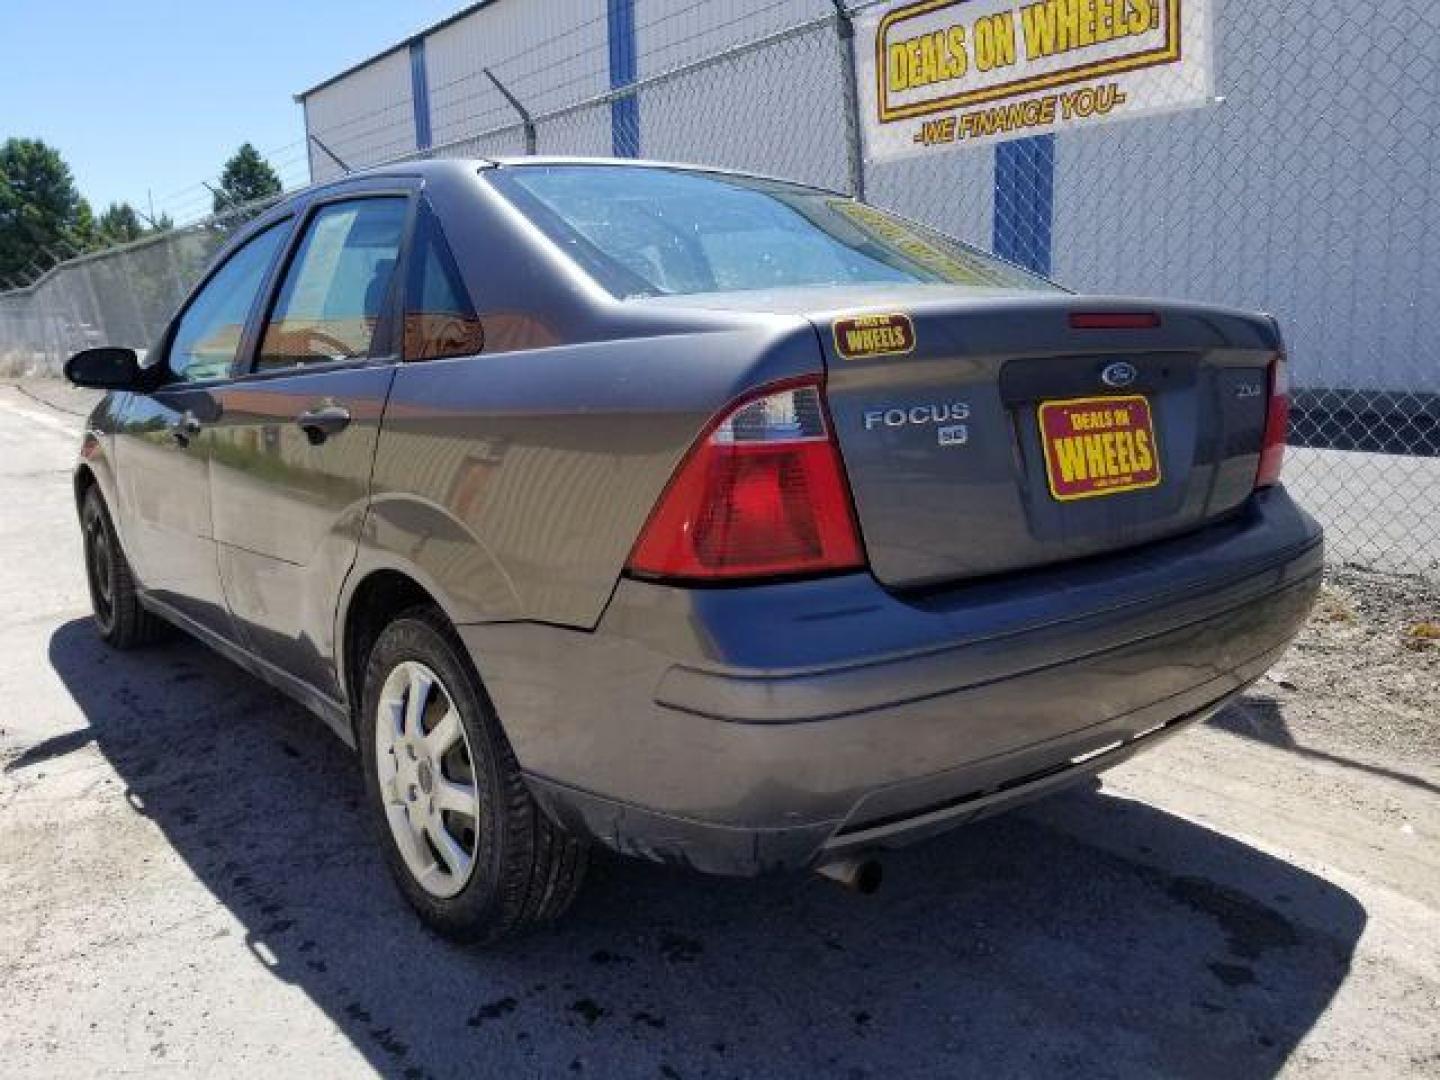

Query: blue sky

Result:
[4,0,467,223]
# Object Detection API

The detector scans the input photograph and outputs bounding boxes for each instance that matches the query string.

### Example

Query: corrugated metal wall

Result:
[426,0,611,156]
[1047,1,1440,395]
[303,49,416,179]
[298,0,1439,397]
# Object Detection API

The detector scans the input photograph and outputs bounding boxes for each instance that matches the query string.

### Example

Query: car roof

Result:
[227,155,850,259]
[304,156,846,197]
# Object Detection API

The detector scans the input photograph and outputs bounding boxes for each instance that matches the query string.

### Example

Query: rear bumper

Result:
[460,487,1323,875]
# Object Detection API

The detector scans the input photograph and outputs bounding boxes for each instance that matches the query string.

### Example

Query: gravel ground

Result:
[1231,568,1440,762]
[0,383,1436,1078]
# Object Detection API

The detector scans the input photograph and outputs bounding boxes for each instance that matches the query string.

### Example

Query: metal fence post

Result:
[485,69,537,155]
[0,2,1435,577]
[830,0,866,201]
[308,134,352,175]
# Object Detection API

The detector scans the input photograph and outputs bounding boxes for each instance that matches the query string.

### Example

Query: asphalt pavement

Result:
[1,384,1436,1079]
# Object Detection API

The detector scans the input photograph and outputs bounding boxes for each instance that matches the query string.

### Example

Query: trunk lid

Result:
[809,290,1280,588]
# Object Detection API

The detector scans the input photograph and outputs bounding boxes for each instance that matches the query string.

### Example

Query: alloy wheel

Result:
[374,660,482,899]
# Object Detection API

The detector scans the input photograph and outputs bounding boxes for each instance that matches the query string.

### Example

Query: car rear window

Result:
[488,164,1057,299]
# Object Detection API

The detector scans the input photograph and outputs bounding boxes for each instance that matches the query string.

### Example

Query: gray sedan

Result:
[63,158,1322,941]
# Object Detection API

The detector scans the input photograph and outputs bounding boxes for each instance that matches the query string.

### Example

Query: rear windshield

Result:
[488,164,1058,299]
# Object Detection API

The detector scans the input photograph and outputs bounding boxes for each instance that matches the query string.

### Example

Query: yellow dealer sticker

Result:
[833,313,917,359]
[828,200,1026,288]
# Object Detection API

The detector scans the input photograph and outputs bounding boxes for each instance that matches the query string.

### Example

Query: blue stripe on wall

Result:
[993,135,1054,276]
[607,0,640,157]
[409,40,433,151]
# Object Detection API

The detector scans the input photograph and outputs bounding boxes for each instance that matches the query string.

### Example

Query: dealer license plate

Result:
[1037,395,1162,502]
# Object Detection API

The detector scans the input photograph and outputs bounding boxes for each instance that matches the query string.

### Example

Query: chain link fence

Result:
[0,196,286,376]
[2,0,1436,576]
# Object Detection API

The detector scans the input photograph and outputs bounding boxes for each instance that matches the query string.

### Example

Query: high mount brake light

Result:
[626,379,865,581]
[1069,312,1161,330]
[1256,352,1290,489]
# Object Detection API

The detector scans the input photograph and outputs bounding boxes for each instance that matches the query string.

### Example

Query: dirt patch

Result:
[1227,567,1440,762]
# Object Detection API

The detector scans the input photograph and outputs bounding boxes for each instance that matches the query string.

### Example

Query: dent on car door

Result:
[207,195,409,699]
[113,220,291,633]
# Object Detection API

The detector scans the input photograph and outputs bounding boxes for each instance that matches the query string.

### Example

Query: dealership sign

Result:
[855,0,1213,161]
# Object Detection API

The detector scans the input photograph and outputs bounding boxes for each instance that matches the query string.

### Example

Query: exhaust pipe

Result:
[816,856,883,895]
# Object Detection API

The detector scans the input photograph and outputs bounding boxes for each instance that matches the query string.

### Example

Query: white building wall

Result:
[632,0,832,73]
[632,0,846,190]
[426,0,611,157]
[297,0,1437,394]
[303,49,414,183]
[1048,0,1440,394]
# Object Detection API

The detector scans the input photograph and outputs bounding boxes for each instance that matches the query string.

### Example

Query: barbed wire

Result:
[140,0,839,224]
[2,0,1436,581]
[16,0,879,281]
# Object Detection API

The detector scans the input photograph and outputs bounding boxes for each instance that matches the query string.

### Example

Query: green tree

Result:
[0,138,91,280]
[212,143,282,215]
[97,202,145,245]
[72,197,97,251]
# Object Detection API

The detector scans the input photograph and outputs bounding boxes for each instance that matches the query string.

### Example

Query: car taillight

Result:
[627,378,865,581]
[1256,352,1290,489]
[1069,311,1161,330]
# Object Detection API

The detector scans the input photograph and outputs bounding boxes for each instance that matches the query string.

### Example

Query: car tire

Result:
[358,606,588,942]
[81,485,167,649]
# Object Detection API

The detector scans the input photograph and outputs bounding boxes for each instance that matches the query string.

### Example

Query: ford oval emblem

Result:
[1101,361,1139,389]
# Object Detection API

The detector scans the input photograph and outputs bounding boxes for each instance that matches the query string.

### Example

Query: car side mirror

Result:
[64,347,142,390]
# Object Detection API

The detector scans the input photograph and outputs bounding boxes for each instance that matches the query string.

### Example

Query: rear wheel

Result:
[81,485,166,649]
[358,607,587,941]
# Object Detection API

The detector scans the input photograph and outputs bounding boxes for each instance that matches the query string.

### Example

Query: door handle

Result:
[296,404,351,445]
[168,412,202,447]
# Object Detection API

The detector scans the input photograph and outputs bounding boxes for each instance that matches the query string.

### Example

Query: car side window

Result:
[167,222,289,383]
[256,197,407,372]
[404,209,484,361]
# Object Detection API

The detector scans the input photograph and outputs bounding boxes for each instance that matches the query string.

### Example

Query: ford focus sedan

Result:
[65,158,1322,941]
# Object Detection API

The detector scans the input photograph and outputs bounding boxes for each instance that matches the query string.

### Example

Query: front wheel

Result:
[80,485,166,649]
[358,608,587,941]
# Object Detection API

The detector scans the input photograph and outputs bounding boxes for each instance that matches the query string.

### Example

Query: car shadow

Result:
[39,618,1366,1079]
[1210,696,1440,797]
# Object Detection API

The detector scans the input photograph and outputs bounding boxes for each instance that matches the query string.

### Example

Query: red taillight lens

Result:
[1256,352,1290,488]
[627,379,865,581]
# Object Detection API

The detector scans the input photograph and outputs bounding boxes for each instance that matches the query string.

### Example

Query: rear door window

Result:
[256,197,407,371]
